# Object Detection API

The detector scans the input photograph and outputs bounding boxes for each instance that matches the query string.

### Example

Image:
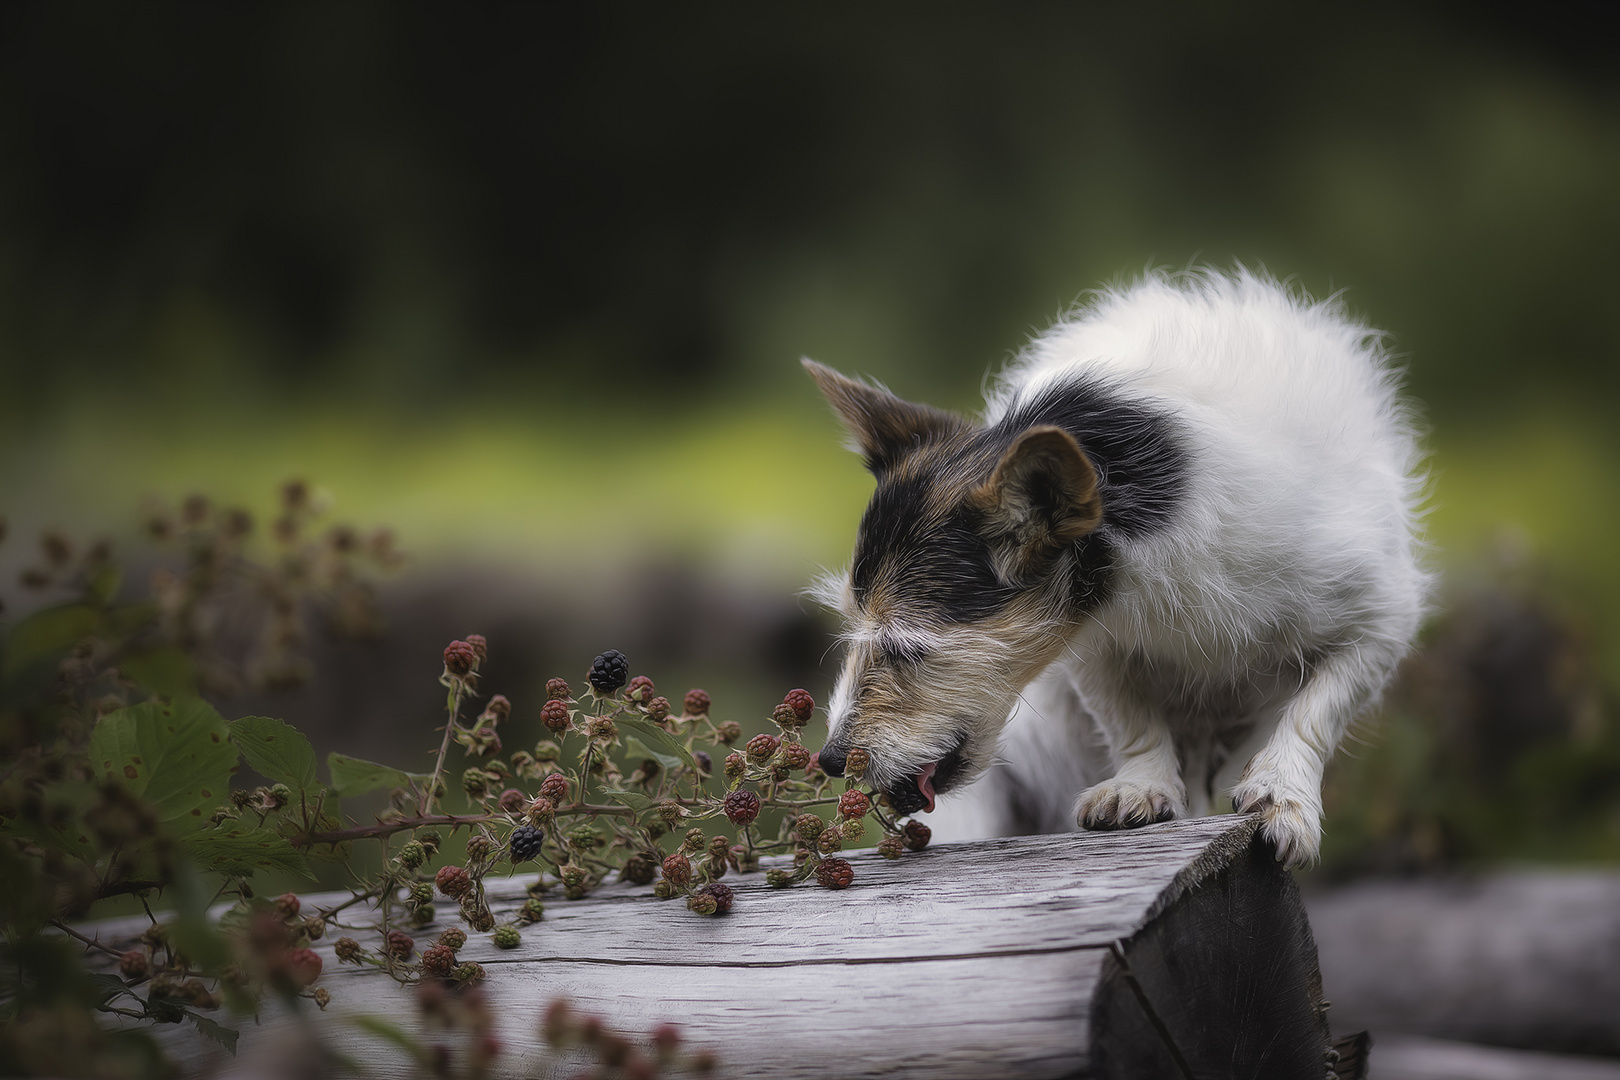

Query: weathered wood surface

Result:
[89,814,1337,1079]
[1369,1035,1620,1080]
[1306,871,1620,1057]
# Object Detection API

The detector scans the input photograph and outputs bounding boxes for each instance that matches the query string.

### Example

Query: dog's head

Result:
[804,359,1105,815]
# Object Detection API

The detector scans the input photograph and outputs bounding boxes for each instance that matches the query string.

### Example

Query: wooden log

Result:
[88,815,1338,1079]
[1306,871,1620,1057]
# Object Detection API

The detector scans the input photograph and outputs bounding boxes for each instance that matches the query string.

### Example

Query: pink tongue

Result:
[917,762,938,814]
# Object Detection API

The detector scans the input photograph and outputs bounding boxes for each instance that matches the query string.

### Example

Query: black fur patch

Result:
[993,378,1189,538]
[848,377,1186,626]
[851,473,1018,623]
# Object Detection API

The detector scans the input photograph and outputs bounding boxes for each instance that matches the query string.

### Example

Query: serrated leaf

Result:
[230,716,317,790]
[618,719,700,773]
[182,825,313,879]
[88,972,128,1005]
[327,752,412,797]
[621,736,683,773]
[189,1013,240,1055]
[88,698,239,835]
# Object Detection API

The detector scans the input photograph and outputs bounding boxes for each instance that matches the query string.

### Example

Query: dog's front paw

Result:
[1075,779,1184,831]
[1231,769,1321,869]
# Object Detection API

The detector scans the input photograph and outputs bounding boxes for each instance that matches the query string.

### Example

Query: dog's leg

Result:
[1072,670,1188,830]
[1229,646,1387,869]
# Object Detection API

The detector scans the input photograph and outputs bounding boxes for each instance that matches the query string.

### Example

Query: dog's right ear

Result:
[802,359,962,473]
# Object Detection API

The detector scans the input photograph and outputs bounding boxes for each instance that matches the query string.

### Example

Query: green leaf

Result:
[230,716,317,790]
[3,603,101,676]
[618,719,700,773]
[87,564,123,606]
[119,648,198,697]
[88,698,239,835]
[602,790,655,813]
[181,825,312,879]
[189,1013,240,1056]
[327,752,422,797]
[621,736,683,773]
[87,972,128,1006]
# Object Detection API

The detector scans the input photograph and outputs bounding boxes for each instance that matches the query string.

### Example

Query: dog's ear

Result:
[970,425,1103,580]
[803,359,961,473]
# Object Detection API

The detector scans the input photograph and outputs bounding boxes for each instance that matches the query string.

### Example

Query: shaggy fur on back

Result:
[807,268,1429,867]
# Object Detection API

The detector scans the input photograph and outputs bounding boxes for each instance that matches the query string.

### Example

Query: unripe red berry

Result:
[274,892,301,919]
[538,773,570,804]
[902,820,932,851]
[724,752,746,781]
[817,827,843,854]
[422,944,455,977]
[483,694,511,723]
[839,790,871,819]
[651,1023,682,1053]
[844,747,871,777]
[527,796,556,825]
[784,688,815,722]
[464,634,488,662]
[435,865,472,899]
[717,721,742,745]
[437,928,468,951]
[497,788,526,814]
[723,789,761,826]
[119,950,148,979]
[646,695,671,722]
[385,930,415,960]
[683,688,711,717]
[545,677,572,701]
[878,835,904,860]
[539,699,570,732]
[626,675,655,702]
[334,937,362,962]
[781,742,811,770]
[745,733,779,762]
[661,854,692,887]
[689,882,734,915]
[771,703,798,728]
[816,857,855,890]
[794,814,826,842]
[443,640,478,676]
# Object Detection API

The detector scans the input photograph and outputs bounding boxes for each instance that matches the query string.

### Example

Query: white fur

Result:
[932,269,1429,865]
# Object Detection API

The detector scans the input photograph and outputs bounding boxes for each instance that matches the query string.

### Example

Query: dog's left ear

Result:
[803,359,963,473]
[970,425,1103,580]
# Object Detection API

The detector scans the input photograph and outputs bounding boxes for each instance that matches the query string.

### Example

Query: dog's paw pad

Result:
[1075,780,1183,831]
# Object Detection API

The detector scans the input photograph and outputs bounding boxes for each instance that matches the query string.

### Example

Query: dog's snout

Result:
[818,743,848,778]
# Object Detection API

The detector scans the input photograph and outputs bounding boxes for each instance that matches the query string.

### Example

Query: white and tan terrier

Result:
[807,269,1429,867]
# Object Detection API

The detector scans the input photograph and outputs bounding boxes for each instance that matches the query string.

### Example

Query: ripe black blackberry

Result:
[510,824,544,863]
[588,650,630,694]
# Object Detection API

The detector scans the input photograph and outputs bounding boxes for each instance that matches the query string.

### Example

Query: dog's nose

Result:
[819,743,848,778]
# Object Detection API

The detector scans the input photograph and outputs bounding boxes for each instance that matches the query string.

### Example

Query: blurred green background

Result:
[1,2,1616,870]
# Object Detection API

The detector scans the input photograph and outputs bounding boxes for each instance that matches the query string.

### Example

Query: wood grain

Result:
[84,813,1334,1078]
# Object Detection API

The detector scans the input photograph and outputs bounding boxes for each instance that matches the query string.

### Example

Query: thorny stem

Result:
[420,683,464,816]
[294,812,497,849]
[50,919,126,958]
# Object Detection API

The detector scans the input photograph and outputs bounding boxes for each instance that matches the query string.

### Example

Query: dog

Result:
[805,268,1428,867]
